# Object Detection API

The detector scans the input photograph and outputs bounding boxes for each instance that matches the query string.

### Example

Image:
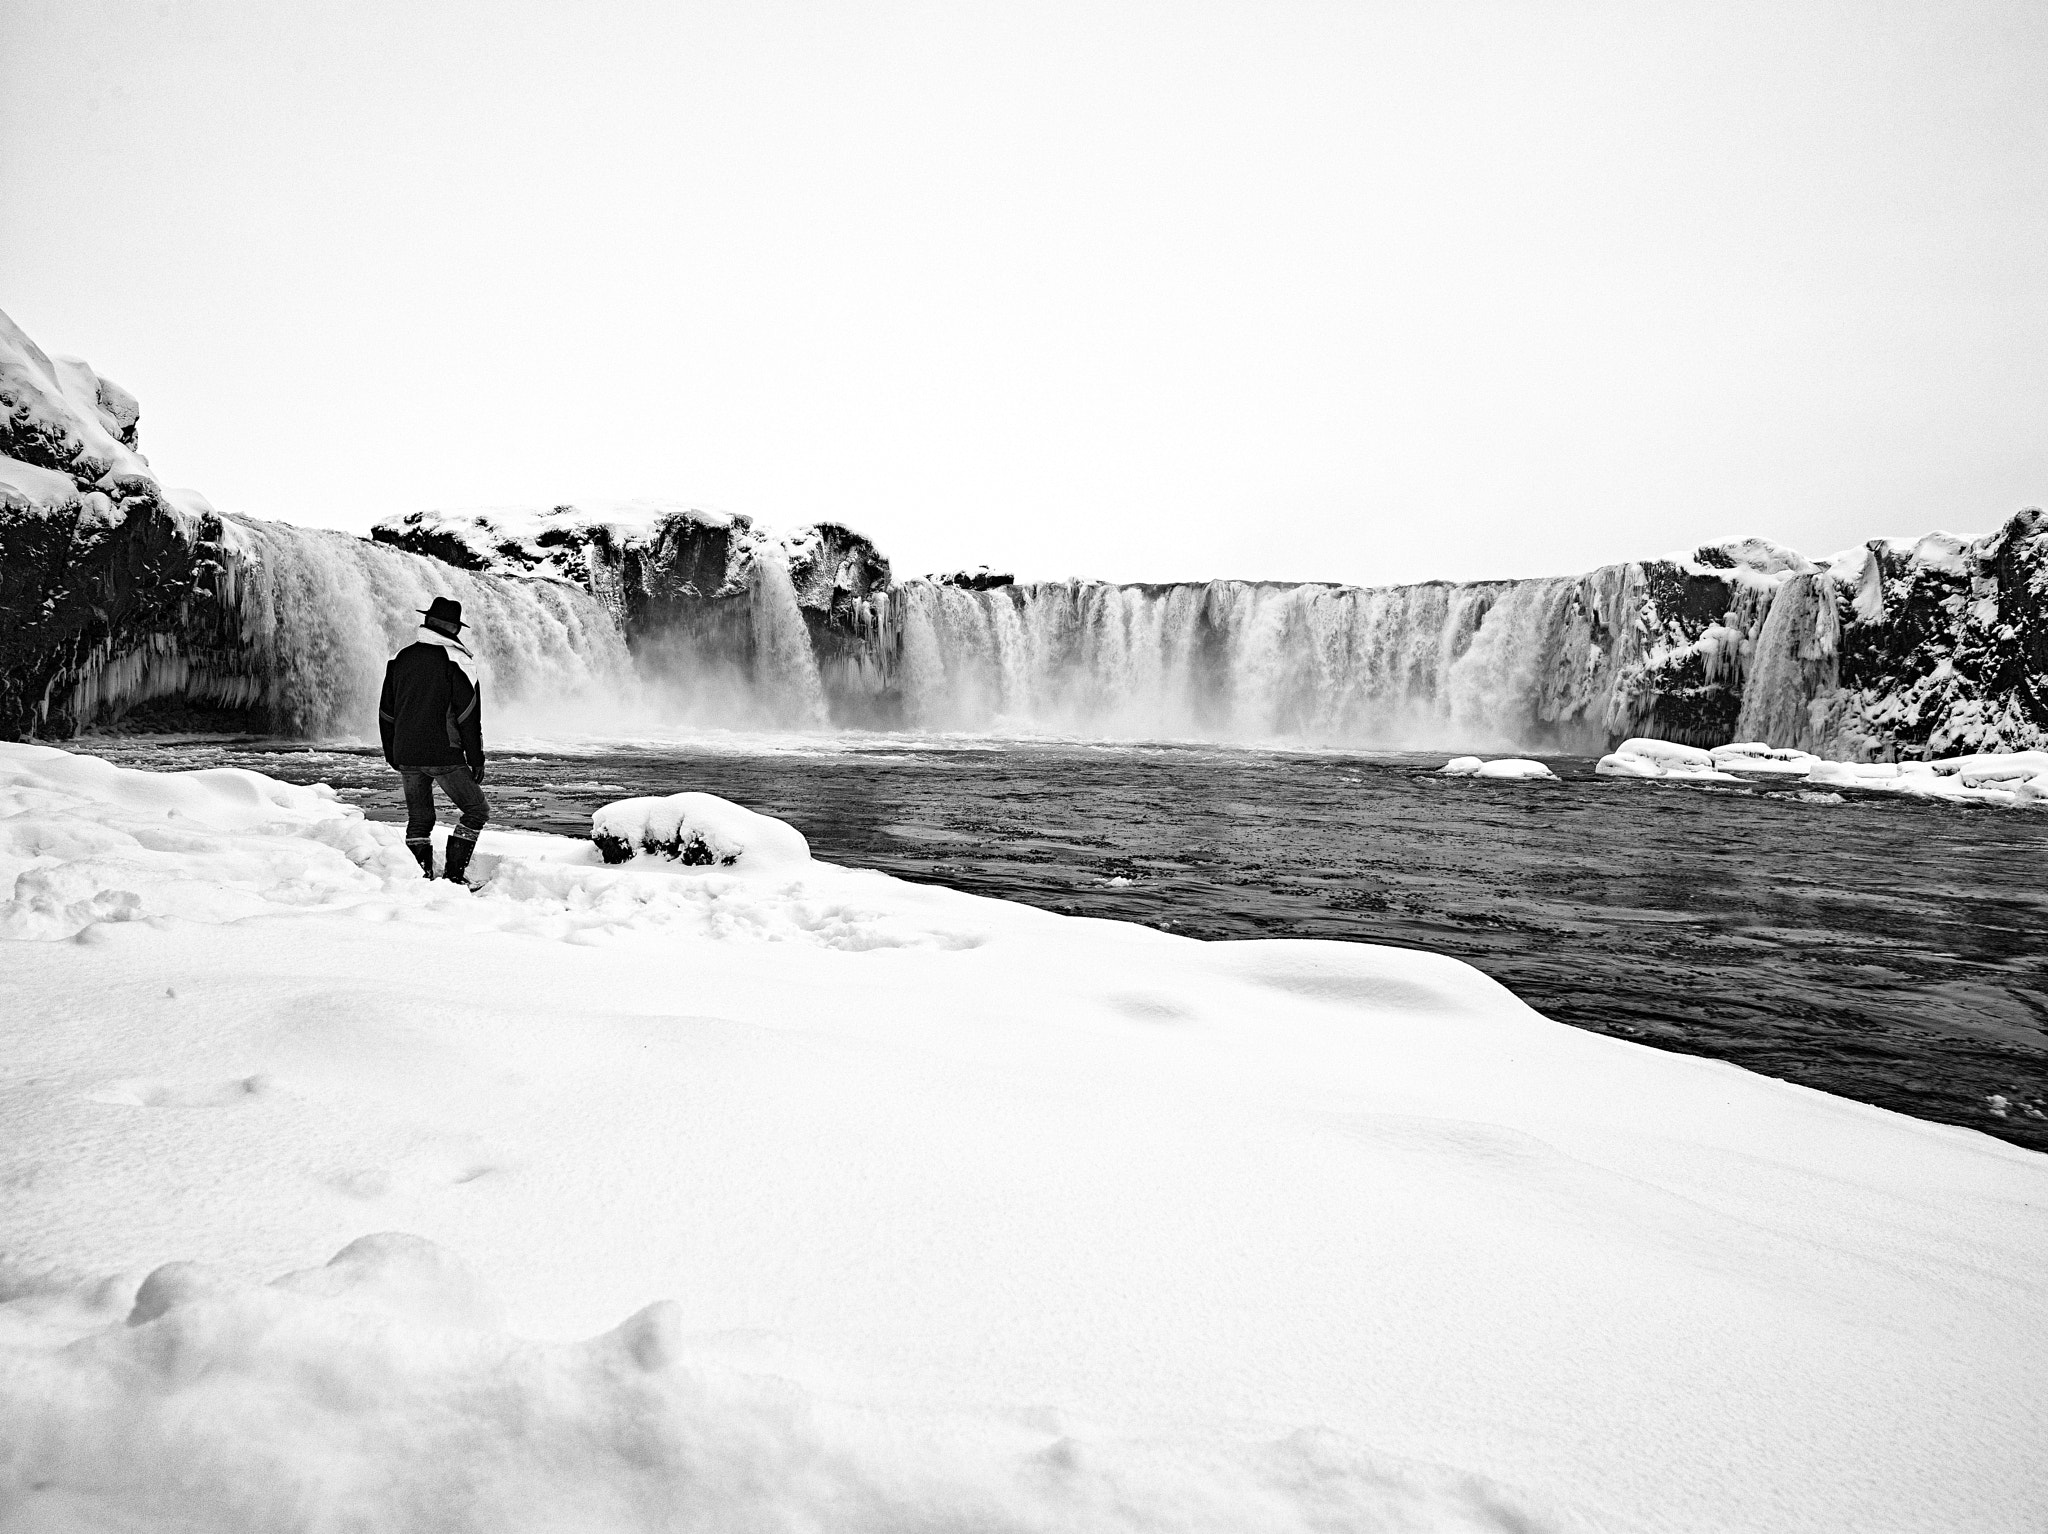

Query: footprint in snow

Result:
[85,1074,273,1108]
[331,1156,505,1200]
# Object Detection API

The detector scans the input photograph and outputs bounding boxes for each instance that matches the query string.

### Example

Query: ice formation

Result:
[1804,749,2048,806]
[1586,733,2048,806]
[1595,737,1745,783]
[1,741,2045,1531]
[1439,756,1557,779]
[1707,741,1822,776]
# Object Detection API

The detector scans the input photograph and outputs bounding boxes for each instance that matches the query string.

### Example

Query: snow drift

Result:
[1,742,2045,1532]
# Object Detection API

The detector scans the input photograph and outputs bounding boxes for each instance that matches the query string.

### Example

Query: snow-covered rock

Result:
[1736,508,2048,758]
[0,308,152,495]
[1612,738,1715,768]
[591,791,812,868]
[1595,738,1745,783]
[1440,756,1556,780]
[1474,757,1557,780]
[1591,750,1661,778]
[935,565,1015,590]
[371,500,741,592]
[1800,749,2048,807]
[1709,742,1821,776]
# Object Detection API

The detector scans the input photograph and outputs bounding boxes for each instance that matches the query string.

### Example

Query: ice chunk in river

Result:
[1438,756,1556,780]
[1709,742,1821,777]
[1596,738,1744,783]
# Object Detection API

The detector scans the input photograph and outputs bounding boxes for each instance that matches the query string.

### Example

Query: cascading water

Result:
[24,494,1786,752]
[883,574,1668,749]
[747,552,830,728]
[81,517,636,738]
[15,280,2032,757]
[1733,570,1843,753]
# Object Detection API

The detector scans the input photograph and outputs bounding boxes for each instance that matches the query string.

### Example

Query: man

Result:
[379,596,489,885]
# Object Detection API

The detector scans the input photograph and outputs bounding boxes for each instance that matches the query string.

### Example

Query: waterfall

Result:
[1732,570,1844,753]
[44,507,1779,753]
[885,575,1646,749]
[747,552,830,728]
[63,516,635,738]
[229,518,634,737]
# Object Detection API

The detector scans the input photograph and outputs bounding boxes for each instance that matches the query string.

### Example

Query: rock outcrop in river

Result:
[3,306,2042,754]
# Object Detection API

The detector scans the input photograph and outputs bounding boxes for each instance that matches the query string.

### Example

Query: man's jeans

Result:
[399,765,490,847]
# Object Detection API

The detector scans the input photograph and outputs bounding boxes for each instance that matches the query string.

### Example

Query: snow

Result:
[1437,756,1556,779]
[1665,536,1815,581]
[1595,738,1744,783]
[1593,736,2048,803]
[1440,756,1557,780]
[1609,737,1713,768]
[379,500,742,578]
[0,452,81,512]
[1802,749,2048,807]
[1708,742,1822,777]
[1473,757,1555,780]
[0,308,152,489]
[590,791,813,867]
[1703,536,1814,576]
[2,742,2046,1532]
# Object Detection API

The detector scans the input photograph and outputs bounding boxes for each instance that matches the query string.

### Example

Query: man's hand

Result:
[469,760,487,785]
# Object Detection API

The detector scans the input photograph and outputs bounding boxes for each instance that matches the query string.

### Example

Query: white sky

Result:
[4,0,2045,585]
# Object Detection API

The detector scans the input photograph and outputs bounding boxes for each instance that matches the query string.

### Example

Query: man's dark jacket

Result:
[379,642,485,774]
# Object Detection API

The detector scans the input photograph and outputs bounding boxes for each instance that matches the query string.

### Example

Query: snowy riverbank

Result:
[2,742,2044,1532]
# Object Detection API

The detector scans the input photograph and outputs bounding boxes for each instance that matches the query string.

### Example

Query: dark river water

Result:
[78,734,2048,1154]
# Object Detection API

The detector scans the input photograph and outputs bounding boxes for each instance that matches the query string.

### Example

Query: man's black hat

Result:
[419,596,465,636]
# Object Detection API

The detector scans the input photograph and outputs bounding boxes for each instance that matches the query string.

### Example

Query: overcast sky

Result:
[4,0,2045,585]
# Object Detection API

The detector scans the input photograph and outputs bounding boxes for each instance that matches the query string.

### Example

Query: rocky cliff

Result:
[0,311,266,735]
[1735,514,2048,757]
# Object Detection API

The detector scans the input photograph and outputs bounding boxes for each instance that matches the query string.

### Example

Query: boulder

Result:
[591,793,811,869]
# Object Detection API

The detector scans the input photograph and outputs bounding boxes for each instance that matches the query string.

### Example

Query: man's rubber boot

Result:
[407,838,434,879]
[443,828,479,887]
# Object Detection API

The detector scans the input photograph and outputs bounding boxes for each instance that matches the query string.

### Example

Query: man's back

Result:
[380,641,480,769]
[385,596,490,885]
